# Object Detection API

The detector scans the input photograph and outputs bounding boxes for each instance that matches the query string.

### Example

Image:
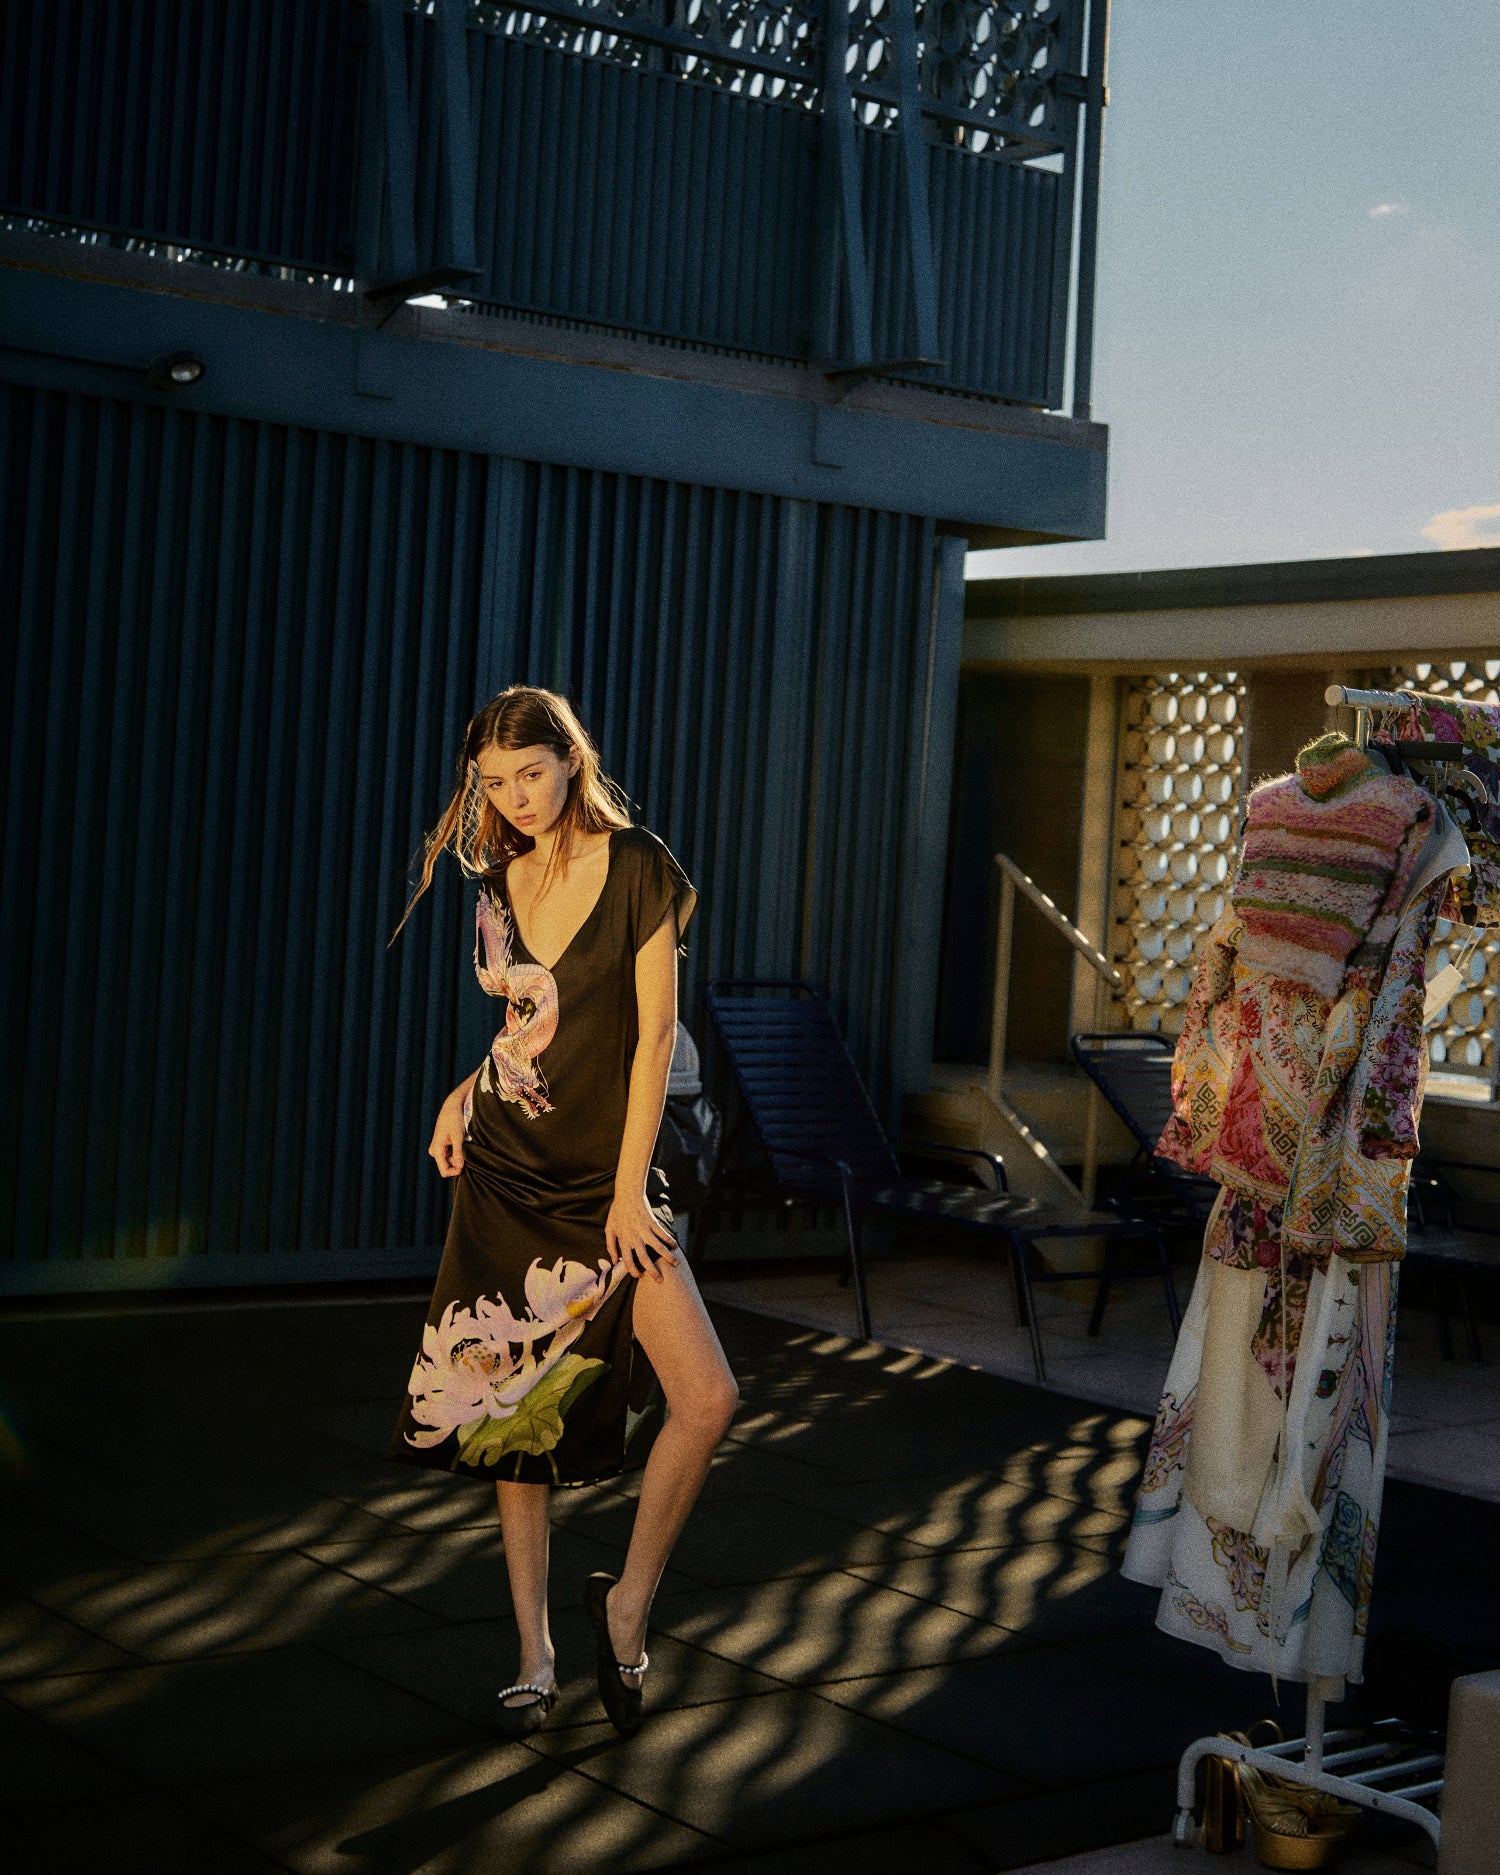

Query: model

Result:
[387,683,739,1738]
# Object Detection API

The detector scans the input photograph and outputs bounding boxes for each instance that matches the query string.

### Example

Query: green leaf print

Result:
[454,1354,607,1468]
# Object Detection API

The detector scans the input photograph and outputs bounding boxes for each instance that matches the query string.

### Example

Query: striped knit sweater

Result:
[1232,733,1433,997]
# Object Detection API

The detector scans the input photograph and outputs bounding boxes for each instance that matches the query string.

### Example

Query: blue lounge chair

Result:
[698,979,1179,1382]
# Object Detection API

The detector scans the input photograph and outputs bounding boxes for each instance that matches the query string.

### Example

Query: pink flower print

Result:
[404,1259,627,1449]
[404,1302,522,1447]
[523,1256,625,1327]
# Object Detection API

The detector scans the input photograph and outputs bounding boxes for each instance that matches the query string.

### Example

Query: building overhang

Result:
[962,548,1500,671]
[0,231,1107,541]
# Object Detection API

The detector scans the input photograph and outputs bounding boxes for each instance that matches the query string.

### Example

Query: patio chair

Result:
[1069,1031,1220,1228]
[697,979,1180,1383]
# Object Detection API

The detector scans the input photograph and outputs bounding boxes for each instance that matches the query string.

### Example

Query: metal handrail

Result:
[993,853,1122,992]
[988,851,1122,1204]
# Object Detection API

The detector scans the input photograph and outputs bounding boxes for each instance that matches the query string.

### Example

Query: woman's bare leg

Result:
[494,1479,556,1705]
[604,1255,739,1670]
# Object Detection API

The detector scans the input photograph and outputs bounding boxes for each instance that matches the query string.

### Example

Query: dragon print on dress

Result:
[465,884,558,1124]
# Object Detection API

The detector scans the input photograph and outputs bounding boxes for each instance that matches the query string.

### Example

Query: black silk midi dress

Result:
[388,823,698,1488]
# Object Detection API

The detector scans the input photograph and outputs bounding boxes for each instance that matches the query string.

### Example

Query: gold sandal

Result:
[1221,1724,1359,1871]
[1203,1721,1282,1854]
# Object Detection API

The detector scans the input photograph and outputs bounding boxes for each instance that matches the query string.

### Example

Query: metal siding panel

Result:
[299,437,362,1250]
[723,98,757,348]
[72,404,122,1257]
[707,90,737,343]
[92,404,155,1262]
[182,418,248,1261]
[149,414,217,1260]
[800,504,850,994]
[865,514,916,1118]
[1019,169,1045,400]
[678,85,708,345]
[642,77,675,334]
[1001,159,1026,393]
[667,483,706,845]
[588,62,621,327]
[0,387,38,1259]
[679,487,726,1006]
[270,428,332,1254]
[755,497,813,963]
[162,5,194,246]
[384,447,439,1244]
[661,87,697,343]
[565,58,600,318]
[28,395,84,1260]
[122,407,188,1258]
[472,27,502,291]
[978,163,1010,392]
[373,442,422,1245]
[513,46,547,308]
[891,527,963,1111]
[841,508,881,1067]
[710,494,753,980]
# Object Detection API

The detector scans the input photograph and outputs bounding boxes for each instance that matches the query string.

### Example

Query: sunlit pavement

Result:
[0,1292,1477,1872]
[700,1238,1500,1505]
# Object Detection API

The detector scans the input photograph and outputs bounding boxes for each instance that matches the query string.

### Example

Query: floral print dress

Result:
[387,824,698,1487]
[1122,742,1467,1691]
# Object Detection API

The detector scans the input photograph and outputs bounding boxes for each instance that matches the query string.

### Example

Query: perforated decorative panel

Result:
[1113,672,1246,1035]
[471,0,1076,154]
[1386,660,1500,1088]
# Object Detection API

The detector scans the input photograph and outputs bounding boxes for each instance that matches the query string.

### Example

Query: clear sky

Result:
[966,0,1500,580]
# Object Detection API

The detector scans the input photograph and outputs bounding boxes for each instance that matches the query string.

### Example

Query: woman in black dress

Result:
[388,684,739,1737]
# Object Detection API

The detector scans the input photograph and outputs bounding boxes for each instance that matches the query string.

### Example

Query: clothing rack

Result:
[1171,683,1465,1855]
[1324,683,1455,753]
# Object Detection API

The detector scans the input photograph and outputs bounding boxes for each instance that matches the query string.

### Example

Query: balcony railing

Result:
[1,0,1109,413]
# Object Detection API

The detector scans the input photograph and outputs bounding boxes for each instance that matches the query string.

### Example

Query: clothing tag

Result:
[1425,923,1487,1025]
[1423,963,1465,1026]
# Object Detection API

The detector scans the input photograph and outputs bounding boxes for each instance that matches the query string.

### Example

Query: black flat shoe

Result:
[584,1571,649,1737]
[494,1680,558,1739]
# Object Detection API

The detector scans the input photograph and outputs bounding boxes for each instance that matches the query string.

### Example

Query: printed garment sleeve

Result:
[1157,908,1242,1174]
[1358,799,1436,962]
[1291,806,1440,1163]
[1383,696,1500,926]
[1357,877,1446,1160]
[1282,879,1446,1263]
[630,829,699,958]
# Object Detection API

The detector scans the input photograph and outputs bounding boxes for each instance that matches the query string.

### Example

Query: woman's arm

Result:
[605,904,682,1280]
[429,1065,480,1179]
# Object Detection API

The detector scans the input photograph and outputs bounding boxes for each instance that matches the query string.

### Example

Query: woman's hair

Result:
[389,684,633,945]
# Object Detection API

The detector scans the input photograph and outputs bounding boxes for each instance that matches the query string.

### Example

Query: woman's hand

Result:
[605,1187,680,1282]
[429,1090,469,1179]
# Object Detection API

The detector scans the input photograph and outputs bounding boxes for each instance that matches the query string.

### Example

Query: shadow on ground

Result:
[0,1295,1490,1872]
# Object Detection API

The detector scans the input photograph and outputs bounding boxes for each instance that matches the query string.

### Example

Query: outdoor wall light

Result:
[145,351,205,390]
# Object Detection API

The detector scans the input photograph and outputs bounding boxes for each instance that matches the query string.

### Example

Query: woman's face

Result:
[477,742,579,838]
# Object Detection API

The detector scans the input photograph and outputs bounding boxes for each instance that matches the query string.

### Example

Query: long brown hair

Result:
[389,685,633,945]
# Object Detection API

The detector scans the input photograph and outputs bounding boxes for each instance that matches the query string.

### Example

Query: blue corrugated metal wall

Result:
[0,385,961,1290]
